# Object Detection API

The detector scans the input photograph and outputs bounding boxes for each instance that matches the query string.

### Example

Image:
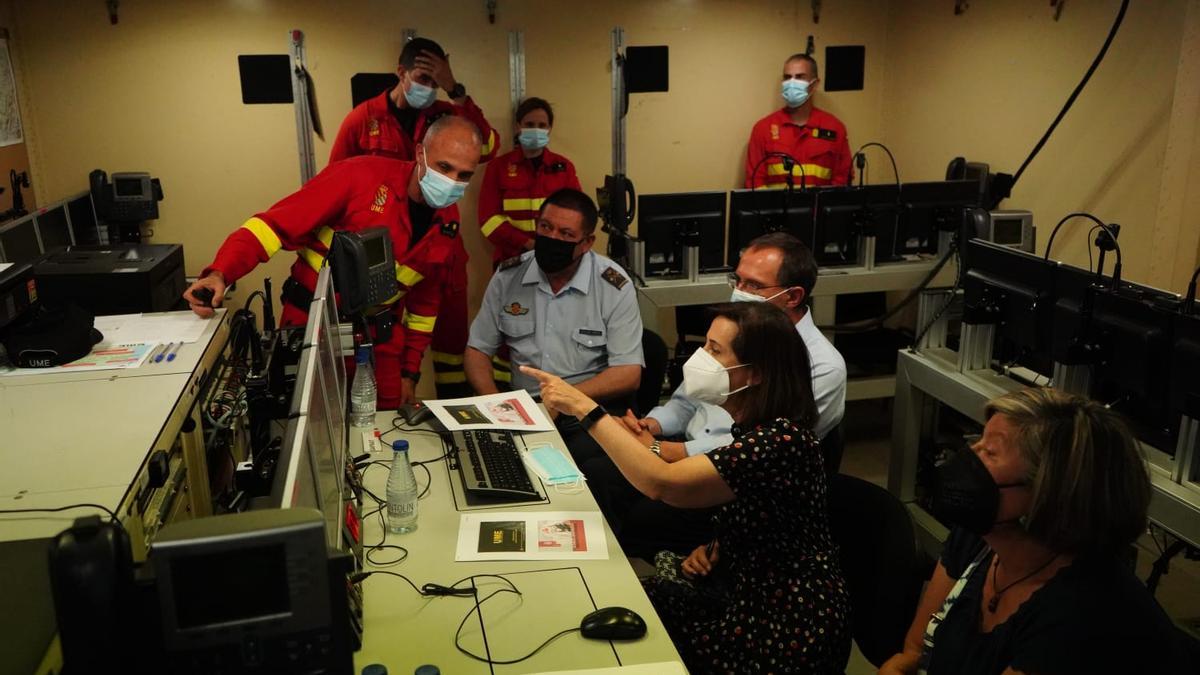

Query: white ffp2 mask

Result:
[681,348,751,405]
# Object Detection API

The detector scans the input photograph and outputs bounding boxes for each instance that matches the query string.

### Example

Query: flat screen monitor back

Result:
[1170,313,1200,421]
[898,180,980,257]
[637,191,726,277]
[66,193,101,245]
[35,205,72,251]
[0,218,42,265]
[727,188,816,268]
[961,239,1056,372]
[307,350,345,551]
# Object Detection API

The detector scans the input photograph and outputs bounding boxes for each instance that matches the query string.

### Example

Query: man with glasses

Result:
[465,188,643,462]
[744,53,853,189]
[592,232,846,557]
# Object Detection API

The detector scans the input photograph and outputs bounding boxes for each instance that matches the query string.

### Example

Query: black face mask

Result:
[534,235,579,275]
[931,448,1026,536]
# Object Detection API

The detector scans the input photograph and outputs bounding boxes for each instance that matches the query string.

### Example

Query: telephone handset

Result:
[328,228,398,316]
[89,169,164,222]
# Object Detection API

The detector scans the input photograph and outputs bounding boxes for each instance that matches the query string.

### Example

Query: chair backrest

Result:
[827,473,923,668]
[637,328,670,416]
[819,423,845,479]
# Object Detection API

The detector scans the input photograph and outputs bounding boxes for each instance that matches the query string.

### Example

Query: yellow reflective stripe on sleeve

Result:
[434,371,468,384]
[529,197,546,210]
[491,355,511,368]
[299,247,325,272]
[480,130,497,158]
[432,352,464,365]
[511,218,536,232]
[481,214,509,237]
[502,198,535,211]
[380,289,404,305]
[315,226,335,248]
[492,368,512,383]
[240,217,283,257]
[402,310,436,333]
[396,264,424,288]
[765,162,833,180]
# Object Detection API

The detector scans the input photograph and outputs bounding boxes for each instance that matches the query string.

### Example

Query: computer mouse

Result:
[579,606,647,641]
[399,403,435,426]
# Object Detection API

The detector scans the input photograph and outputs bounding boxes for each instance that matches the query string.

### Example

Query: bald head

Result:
[419,115,482,184]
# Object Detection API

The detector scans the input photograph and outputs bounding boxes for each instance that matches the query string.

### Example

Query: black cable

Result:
[816,241,958,333]
[911,241,964,350]
[1007,0,1129,192]
[853,142,901,189]
[749,151,807,191]
[0,503,121,524]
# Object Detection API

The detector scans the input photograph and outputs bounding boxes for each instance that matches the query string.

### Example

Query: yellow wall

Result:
[5,0,1199,386]
[883,0,1190,286]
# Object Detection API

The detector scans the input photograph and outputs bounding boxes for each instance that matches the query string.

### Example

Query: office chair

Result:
[638,328,669,416]
[667,305,710,390]
[827,473,924,669]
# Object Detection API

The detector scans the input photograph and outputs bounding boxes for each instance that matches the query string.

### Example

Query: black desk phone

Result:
[329,228,398,315]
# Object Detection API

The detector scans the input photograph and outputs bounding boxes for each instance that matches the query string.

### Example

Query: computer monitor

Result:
[636,191,727,277]
[727,188,816,268]
[813,185,900,266]
[961,239,1057,374]
[897,180,981,257]
[34,205,72,251]
[0,217,42,265]
[1169,313,1200,422]
[66,192,101,246]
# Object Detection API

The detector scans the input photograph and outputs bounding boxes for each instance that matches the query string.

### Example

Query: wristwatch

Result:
[448,82,467,99]
[401,369,421,384]
[649,439,663,457]
[578,404,607,431]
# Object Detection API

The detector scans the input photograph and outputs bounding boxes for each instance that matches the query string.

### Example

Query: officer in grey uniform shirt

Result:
[465,188,643,464]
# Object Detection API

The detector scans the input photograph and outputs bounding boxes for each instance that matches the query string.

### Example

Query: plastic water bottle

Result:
[387,440,419,534]
[349,346,376,427]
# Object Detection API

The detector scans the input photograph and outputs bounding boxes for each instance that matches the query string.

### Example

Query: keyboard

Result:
[450,429,541,501]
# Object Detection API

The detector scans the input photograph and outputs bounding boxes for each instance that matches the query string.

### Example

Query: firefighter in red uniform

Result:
[745,53,853,189]
[476,97,581,386]
[478,97,581,266]
[184,116,483,408]
[329,37,500,398]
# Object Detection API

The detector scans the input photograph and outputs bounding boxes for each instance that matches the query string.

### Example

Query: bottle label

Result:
[388,501,416,521]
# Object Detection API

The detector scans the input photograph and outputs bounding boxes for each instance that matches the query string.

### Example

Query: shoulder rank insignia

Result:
[503,302,530,316]
[812,127,838,141]
[440,220,459,238]
[498,255,524,271]
[601,266,629,290]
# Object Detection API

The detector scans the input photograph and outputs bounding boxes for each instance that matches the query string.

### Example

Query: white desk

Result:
[0,310,231,675]
[353,418,684,674]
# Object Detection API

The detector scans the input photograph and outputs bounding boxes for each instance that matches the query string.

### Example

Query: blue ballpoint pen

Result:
[154,342,173,363]
[165,343,183,362]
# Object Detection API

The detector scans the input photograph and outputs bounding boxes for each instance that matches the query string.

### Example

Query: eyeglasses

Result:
[726,273,785,293]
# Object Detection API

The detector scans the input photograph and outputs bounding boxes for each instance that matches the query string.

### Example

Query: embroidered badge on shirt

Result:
[370,184,389,213]
[601,267,628,290]
[812,127,838,140]
[368,118,381,137]
[507,163,519,178]
[770,123,780,140]
[440,220,459,238]
[503,302,530,316]
[498,255,523,271]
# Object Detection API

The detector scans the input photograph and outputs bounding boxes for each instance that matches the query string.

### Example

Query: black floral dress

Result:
[642,417,851,674]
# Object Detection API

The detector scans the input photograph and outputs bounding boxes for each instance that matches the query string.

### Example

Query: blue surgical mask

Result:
[404,80,437,109]
[782,79,811,108]
[418,148,468,208]
[519,128,550,151]
[523,444,582,485]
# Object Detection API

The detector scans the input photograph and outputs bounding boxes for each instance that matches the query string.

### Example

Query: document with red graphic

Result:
[424,389,553,432]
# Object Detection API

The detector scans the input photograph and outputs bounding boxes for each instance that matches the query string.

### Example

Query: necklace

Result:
[988,553,1059,613]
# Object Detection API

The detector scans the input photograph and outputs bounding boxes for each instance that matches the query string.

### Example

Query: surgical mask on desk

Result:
[781,79,811,108]
[522,443,584,487]
[519,128,550,151]
[404,80,437,109]
[681,348,751,406]
[418,151,468,208]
